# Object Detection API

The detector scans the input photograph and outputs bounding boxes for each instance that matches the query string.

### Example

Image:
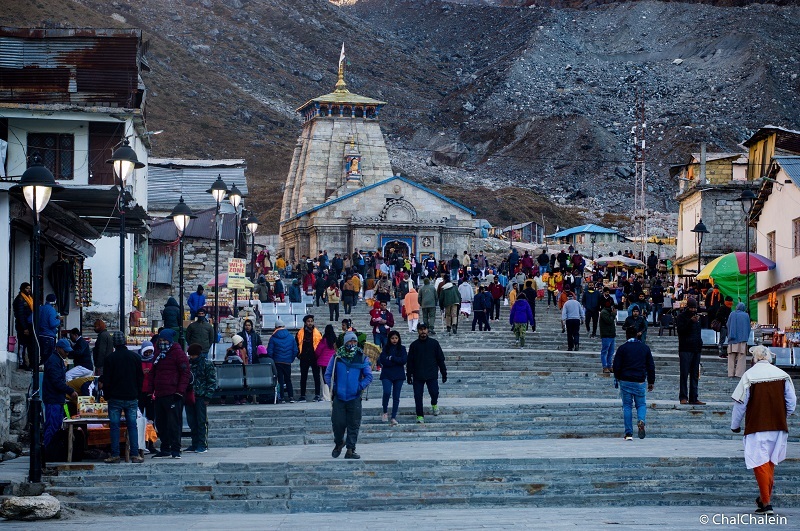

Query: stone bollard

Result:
[0,493,60,521]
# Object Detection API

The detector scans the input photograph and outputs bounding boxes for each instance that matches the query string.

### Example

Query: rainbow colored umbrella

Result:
[697,252,776,280]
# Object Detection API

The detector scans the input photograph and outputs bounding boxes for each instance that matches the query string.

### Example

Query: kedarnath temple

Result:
[279,50,475,262]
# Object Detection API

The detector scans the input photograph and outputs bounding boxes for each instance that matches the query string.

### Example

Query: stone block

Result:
[0,494,60,521]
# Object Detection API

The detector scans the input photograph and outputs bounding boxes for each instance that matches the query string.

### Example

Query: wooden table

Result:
[63,418,130,463]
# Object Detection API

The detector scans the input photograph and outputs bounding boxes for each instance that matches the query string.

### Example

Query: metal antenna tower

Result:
[632,95,647,261]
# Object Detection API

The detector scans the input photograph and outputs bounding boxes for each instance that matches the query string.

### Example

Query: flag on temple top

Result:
[339,43,345,67]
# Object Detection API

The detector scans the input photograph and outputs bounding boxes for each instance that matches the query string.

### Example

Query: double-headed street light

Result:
[107,139,145,334]
[169,196,196,345]
[738,189,757,316]
[11,153,63,483]
[691,219,710,275]
[206,175,229,360]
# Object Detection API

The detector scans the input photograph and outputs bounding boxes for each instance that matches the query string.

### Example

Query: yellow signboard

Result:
[227,258,249,290]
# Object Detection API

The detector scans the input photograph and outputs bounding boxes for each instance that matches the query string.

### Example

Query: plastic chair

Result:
[214,364,245,393]
[658,313,676,336]
[245,360,278,403]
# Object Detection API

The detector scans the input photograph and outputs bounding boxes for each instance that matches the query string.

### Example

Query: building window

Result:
[27,133,74,180]
[792,218,800,256]
[767,231,776,261]
[794,218,800,258]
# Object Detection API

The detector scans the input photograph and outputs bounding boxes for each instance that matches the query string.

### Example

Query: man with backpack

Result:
[325,332,373,459]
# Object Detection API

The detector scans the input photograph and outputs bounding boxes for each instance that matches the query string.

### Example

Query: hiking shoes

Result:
[332,443,345,458]
[416,416,425,424]
[195,447,208,454]
[624,434,633,441]
[755,504,774,515]
[183,446,197,453]
[344,449,361,460]
[637,421,646,439]
[390,418,399,426]
[104,456,120,464]
[432,405,440,416]
[130,456,145,464]
[151,451,171,459]
[381,413,388,422]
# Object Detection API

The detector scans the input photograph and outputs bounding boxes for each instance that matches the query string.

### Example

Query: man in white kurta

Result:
[731,346,796,515]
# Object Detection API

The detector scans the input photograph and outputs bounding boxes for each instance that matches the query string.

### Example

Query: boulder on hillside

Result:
[0,494,60,521]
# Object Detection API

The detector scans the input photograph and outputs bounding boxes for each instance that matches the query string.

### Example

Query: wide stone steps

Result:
[193,401,752,447]
[44,453,800,514]
[274,370,742,402]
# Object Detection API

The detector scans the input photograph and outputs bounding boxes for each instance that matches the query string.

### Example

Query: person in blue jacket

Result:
[267,318,299,403]
[325,331,373,459]
[43,339,78,451]
[378,330,407,426]
[38,293,61,365]
[187,285,206,320]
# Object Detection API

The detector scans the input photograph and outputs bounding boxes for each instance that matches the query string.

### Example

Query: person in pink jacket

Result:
[315,325,338,401]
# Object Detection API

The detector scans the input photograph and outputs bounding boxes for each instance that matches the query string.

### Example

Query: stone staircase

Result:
[42,292,800,515]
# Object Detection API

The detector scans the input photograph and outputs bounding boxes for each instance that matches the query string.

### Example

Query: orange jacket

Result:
[296,327,322,352]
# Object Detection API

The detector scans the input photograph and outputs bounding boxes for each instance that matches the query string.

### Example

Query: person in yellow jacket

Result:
[326,281,341,322]
[296,315,323,401]
[276,255,287,276]
[547,273,558,307]
[403,287,421,332]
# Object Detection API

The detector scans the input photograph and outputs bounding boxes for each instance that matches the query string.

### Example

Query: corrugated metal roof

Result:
[149,207,238,241]
[0,27,143,108]
[149,158,245,168]
[148,163,248,213]
[774,156,800,187]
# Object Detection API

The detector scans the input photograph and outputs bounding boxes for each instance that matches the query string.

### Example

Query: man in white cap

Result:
[325,331,373,459]
[731,345,797,515]
[268,318,299,403]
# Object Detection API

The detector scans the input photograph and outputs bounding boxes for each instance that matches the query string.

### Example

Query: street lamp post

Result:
[245,213,260,279]
[169,196,196,346]
[227,184,243,314]
[11,154,62,483]
[738,189,756,316]
[107,139,145,334]
[691,219,710,276]
[590,235,597,260]
[206,175,229,360]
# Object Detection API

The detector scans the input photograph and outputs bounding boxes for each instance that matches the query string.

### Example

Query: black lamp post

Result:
[11,153,62,483]
[169,196,196,346]
[738,189,756,315]
[245,213,260,279]
[107,139,145,334]
[206,175,228,360]
[691,219,710,275]
[590,235,597,260]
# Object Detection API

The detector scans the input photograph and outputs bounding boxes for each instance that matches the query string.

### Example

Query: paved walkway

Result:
[53,438,778,465]
[5,506,797,530]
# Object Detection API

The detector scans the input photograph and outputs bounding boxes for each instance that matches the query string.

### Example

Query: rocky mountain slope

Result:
[4,0,799,236]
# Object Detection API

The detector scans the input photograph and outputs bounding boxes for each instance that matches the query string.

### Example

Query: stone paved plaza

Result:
[6,296,799,526]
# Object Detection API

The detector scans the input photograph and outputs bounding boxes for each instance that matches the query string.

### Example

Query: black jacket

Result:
[100,345,145,401]
[407,337,447,382]
[161,297,182,329]
[69,336,93,370]
[613,339,656,384]
[378,343,407,381]
[676,309,703,353]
